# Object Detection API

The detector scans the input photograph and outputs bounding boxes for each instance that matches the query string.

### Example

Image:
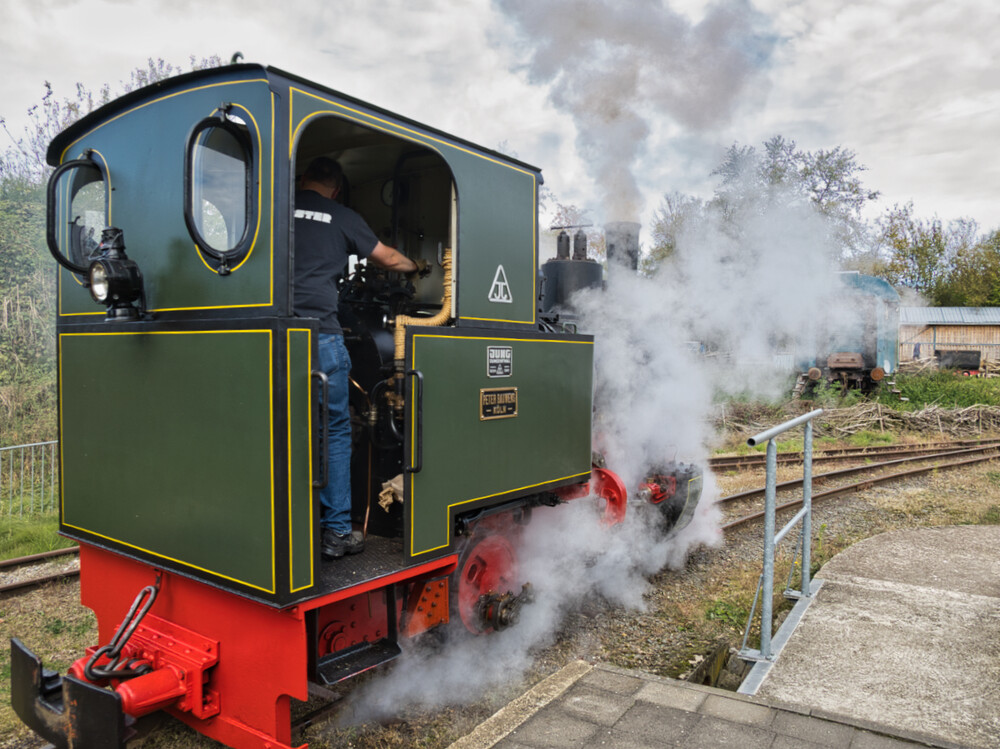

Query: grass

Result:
[0,513,73,560]
[876,371,1000,411]
[0,580,96,745]
[845,430,895,447]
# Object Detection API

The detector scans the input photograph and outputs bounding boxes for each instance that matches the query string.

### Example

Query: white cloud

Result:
[1,0,998,230]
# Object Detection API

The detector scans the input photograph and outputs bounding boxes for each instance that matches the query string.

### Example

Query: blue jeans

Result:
[318,333,352,534]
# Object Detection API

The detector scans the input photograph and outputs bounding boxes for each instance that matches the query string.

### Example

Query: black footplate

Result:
[315,639,402,685]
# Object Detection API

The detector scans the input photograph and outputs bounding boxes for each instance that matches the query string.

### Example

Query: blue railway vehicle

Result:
[801,272,900,392]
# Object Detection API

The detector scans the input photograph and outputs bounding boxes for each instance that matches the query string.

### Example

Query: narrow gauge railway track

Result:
[709,439,1000,470]
[719,444,1000,531]
[0,546,80,594]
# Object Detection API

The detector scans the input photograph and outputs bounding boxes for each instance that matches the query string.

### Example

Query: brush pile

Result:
[716,402,1000,439]
[899,356,1000,377]
[979,359,1000,377]
[897,356,938,375]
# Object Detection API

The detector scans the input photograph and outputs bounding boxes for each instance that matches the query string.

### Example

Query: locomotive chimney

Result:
[605,221,640,272]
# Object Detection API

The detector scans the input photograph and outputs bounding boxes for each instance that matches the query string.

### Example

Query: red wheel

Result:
[593,467,628,525]
[456,534,518,634]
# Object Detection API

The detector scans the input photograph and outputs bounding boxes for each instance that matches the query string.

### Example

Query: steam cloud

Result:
[341,495,722,724]
[495,0,777,221]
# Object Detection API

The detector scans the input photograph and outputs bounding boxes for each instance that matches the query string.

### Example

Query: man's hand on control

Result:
[406,258,432,279]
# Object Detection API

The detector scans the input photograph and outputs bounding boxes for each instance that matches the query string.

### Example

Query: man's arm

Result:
[369,242,419,274]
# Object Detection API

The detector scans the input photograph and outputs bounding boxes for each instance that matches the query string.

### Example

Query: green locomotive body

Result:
[47,63,592,605]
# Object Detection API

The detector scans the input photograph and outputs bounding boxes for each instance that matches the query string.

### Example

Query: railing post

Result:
[801,419,813,596]
[760,438,777,659]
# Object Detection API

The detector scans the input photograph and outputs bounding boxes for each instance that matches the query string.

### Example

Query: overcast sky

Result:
[2,0,997,236]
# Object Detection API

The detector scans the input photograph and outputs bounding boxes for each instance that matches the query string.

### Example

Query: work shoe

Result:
[321,529,365,559]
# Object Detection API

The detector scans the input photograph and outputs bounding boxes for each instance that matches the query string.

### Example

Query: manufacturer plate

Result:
[480,387,518,420]
[487,346,513,378]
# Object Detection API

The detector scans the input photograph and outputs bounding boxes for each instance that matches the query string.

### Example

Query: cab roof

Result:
[47,62,543,181]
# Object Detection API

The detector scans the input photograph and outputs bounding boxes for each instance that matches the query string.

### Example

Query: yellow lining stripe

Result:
[192,102,264,276]
[410,471,593,558]
[289,88,536,177]
[288,328,315,592]
[58,148,114,305]
[58,329,277,593]
[59,78,270,161]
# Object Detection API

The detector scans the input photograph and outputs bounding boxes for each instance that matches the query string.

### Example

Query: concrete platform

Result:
[448,525,1000,749]
[756,525,1000,749]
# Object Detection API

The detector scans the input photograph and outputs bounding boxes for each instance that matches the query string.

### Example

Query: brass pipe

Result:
[393,250,453,365]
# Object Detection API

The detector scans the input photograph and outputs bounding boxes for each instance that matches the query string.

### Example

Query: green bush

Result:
[876,372,1000,411]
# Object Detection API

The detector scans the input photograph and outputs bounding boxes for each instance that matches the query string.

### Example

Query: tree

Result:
[644,191,704,268]
[1,56,222,190]
[709,136,880,257]
[646,136,881,268]
[935,228,1000,306]
[870,202,984,304]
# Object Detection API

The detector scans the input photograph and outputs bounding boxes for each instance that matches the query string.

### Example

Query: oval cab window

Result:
[46,157,109,276]
[185,111,256,274]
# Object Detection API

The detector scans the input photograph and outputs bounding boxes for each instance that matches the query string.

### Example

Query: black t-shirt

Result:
[293,189,378,334]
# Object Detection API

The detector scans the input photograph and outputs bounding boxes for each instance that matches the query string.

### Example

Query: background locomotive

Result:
[11,63,701,749]
[797,271,900,392]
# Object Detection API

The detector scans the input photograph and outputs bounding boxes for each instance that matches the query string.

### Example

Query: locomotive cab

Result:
[40,63,595,606]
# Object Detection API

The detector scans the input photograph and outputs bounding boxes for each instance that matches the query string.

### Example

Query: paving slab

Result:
[449,662,935,749]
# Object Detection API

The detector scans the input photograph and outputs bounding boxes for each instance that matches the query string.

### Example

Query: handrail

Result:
[0,441,57,453]
[739,409,822,662]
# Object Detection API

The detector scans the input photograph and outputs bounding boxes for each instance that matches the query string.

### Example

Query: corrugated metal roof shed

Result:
[900,307,1000,325]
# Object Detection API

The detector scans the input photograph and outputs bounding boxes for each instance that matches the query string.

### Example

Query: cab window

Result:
[47,160,108,273]
[185,112,255,272]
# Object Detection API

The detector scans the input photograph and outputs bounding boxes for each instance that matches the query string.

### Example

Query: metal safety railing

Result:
[1,441,59,516]
[739,409,823,663]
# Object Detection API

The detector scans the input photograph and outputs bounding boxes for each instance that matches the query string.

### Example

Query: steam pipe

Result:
[556,230,570,260]
[572,229,588,260]
[392,250,453,400]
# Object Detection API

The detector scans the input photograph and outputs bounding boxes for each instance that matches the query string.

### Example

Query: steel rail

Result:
[721,450,1000,531]
[292,684,345,738]
[0,568,80,595]
[717,445,1000,505]
[0,547,81,594]
[0,546,79,570]
[709,439,1000,469]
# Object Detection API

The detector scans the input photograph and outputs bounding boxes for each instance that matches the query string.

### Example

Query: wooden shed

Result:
[899,307,1000,363]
